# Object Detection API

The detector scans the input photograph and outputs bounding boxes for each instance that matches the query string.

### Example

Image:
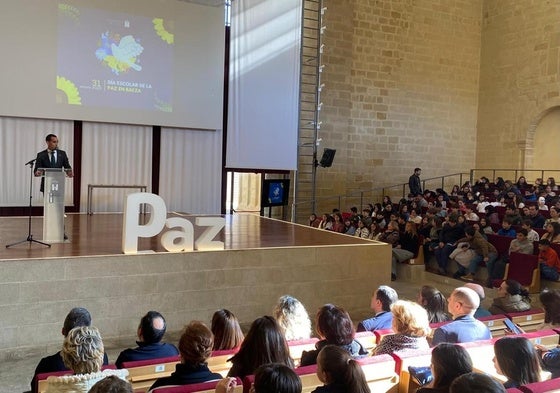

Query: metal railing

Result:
[291,172,469,221]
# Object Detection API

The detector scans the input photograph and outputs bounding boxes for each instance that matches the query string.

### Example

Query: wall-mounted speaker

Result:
[319,148,336,168]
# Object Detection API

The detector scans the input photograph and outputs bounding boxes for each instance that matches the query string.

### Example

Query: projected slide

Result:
[57,4,174,112]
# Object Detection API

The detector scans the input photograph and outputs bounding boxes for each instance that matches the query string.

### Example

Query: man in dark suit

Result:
[34,134,73,192]
[357,285,398,332]
[30,307,109,393]
[115,311,179,368]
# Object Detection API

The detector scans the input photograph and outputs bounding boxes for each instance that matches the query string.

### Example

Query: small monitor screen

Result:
[261,179,290,207]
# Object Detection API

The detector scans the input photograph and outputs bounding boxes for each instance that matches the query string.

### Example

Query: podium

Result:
[40,168,67,243]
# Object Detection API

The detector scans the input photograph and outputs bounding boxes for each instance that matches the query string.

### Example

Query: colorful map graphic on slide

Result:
[57,4,174,111]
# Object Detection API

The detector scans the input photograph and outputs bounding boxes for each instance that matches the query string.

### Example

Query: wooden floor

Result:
[0,213,370,260]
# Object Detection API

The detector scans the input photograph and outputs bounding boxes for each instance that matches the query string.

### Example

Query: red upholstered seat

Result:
[121,355,180,369]
[518,377,560,393]
[496,252,540,293]
[487,234,514,258]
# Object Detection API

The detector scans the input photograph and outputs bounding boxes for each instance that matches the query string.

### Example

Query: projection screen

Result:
[0,0,224,130]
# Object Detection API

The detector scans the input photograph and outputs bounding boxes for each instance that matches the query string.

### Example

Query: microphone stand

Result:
[6,159,51,248]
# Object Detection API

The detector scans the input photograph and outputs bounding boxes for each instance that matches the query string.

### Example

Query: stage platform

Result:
[0,213,391,361]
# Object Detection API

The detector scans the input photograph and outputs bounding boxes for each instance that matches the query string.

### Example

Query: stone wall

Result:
[314,0,482,210]
[477,0,560,172]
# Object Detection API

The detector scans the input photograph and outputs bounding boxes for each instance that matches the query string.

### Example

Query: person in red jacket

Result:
[538,239,560,281]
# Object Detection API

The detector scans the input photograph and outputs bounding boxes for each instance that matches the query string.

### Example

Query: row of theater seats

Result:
[34,310,556,393]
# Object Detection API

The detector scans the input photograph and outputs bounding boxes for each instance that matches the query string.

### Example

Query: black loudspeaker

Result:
[319,148,336,168]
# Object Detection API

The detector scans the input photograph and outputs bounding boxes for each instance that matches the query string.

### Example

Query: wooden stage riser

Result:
[0,242,391,361]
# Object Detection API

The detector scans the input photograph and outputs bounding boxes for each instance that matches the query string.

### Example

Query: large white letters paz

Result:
[122,192,225,254]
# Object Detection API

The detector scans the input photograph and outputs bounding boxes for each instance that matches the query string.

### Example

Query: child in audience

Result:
[216,364,302,393]
[541,222,560,243]
[521,219,540,241]
[416,343,473,393]
[496,219,516,237]
[211,309,244,351]
[537,239,560,281]
[493,336,541,388]
[313,345,369,393]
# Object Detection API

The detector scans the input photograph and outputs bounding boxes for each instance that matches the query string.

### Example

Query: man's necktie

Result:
[50,151,56,166]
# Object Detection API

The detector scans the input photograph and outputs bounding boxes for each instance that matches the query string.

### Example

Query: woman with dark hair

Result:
[227,316,294,378]
[536,289,560,378]
[217,364,302,393]
[382,196,392,208]
[450,373,506,393]
[313,345,370,393]
[417,286,450,323]
[493,336,541,388]
[488,279,531,314]
[211,309,244,351]
[539,288,560,329]
[149,321,223,391]
[416,343,472,393]
[331,213,345,233]
[541,222,560,243]
[300,304,367,366]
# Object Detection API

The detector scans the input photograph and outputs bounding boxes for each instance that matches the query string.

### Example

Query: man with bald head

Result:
[115,311,179,368]
[431,287,491,346]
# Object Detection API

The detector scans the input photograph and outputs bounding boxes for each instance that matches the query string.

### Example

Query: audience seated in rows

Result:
[431,287,491,346]
[211,309,244,351]
[416,343,473,393]
[115,311,179,368]
[373,300,430,355]
[417,286,450,323]
[217,364,301,393]
[45,326,128,393]
[314,345,370,393]
[149,321,223,392]
[462,283,491,318]
[449,373,506,393]
[537,239,560,282]
[272,295,312,342]
[89,375,133,393]
[493,336,542,389]
[488,279,531,315]
[300,304,367,367]
[455,226,498,281]
[357,285,397,332]
[227,316,294,378]
[31,307,109,393]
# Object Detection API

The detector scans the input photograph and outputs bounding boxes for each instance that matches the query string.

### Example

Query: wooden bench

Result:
[122,356,181,393]
[391,348,433,393]
[506,310,546,333]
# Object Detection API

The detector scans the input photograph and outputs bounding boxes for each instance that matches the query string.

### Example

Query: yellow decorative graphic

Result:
[58,3,80,21]
[57,76,82,105]
[153,18,174,44]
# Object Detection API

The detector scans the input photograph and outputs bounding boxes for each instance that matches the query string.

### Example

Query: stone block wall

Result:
[477,0,560,171]
[314,0,482,208]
